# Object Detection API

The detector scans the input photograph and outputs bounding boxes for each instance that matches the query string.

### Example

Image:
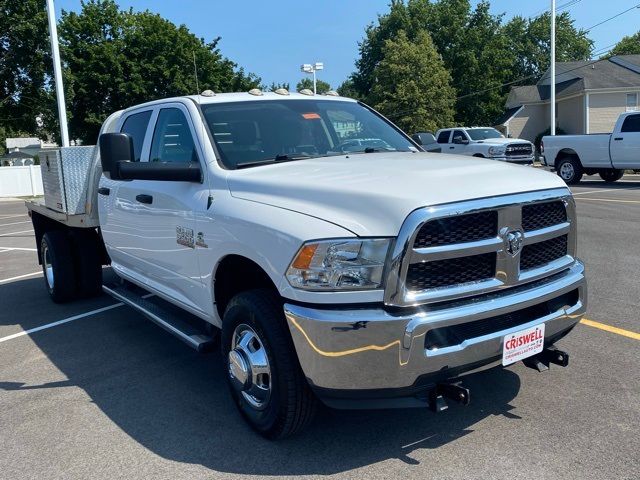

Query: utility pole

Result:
[550,0,556,136]
[45,0,69,147]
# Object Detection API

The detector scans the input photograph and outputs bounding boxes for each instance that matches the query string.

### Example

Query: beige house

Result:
[495,55,640,143]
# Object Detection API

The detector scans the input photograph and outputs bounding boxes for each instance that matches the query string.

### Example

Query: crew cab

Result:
[26,90,586,439]
[435,127,535,164]
[542,112,640,184]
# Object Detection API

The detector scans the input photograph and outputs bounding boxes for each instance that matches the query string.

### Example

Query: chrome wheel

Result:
[42,242,54,292]
[559,162,574,181]
[228,324,271,410]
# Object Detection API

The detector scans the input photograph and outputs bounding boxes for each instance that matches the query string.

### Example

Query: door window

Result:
[120,110,152,162]
[437,131,451,143]
[452,130,467,144]
[621,114,640,133]
[150,108,198,163]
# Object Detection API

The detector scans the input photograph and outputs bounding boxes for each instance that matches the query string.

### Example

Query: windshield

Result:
[467,128,504,140]
[201,99,415,169]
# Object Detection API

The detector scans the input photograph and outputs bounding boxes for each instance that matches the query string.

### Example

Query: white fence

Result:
[0,165,44,198]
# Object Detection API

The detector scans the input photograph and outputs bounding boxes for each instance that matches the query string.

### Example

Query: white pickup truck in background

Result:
[25,91,586,439]
[542,111,640,184]
[434,127,535,164]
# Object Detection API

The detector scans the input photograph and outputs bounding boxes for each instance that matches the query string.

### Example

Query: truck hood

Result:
[473,138,530,145]
[226,152,567,236]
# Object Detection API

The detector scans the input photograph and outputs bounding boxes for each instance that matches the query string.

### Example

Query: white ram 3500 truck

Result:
[542,111,640,184]
[26,91,586,439]
[434,127,535,164]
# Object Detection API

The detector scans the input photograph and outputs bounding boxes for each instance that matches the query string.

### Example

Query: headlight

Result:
[286,239,391,291]
[488,146,506,156]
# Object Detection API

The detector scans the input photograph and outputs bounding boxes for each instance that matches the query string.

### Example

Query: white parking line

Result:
[0,271,42,284]
[0,220,31,227]
[0,229,34,237]
[0,303,124,344]
[572,187,640,196]
[0,214,27,219]
[0,293,154,344]
[0,247,38,253]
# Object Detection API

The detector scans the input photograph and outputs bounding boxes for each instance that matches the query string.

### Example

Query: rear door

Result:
[98,108,154,275]
[610,114,640,168]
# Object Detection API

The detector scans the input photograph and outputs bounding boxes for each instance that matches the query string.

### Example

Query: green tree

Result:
[610,31,640,56]
[336,79,360,99]
[350,0,515,125]
[0,0,57,142]
[263,82,290,91]
[296,78,331,93]
[369,30,455,133]
[504,12,592,80]
[59,0,260,143]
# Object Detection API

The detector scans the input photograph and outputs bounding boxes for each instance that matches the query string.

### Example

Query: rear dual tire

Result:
[40,229,102,303]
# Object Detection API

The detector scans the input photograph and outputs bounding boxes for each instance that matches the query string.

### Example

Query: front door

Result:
[610,113,640,169]
[449,129,469,155]
[127,104,209,312]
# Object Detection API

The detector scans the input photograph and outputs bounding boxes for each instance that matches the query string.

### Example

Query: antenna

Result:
[192,51,200,95]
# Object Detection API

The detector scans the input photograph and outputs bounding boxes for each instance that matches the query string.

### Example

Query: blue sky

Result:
[54,0,640,89]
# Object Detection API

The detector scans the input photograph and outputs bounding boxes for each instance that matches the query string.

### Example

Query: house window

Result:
[627,93,638,112]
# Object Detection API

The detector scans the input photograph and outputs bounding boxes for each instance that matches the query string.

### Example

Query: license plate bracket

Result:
[502,323,545,366]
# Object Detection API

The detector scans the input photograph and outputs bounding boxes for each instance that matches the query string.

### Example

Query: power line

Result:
[584,3,640,32]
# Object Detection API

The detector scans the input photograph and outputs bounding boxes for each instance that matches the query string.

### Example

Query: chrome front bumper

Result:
[284,261,586,397]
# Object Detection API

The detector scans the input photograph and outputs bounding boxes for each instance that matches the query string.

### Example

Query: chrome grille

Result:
[522,201,566,231]
[384,189,576,307]
[414,211,497,248]
[521,235,568,271]
[406,253,496,290]
[506,143,533,157]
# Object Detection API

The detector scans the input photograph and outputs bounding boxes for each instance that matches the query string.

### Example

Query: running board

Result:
[102,284,215,352]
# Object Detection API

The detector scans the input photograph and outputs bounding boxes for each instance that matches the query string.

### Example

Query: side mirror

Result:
[98,132,202,183]
[99,133,133,179]
[411,132,436,146]
[453,136,469,145]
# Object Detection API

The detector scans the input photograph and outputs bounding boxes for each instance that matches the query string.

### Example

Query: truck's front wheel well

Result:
[214,255,278,319]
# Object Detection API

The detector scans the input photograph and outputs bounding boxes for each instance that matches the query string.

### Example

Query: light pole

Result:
[550,0,556,136]
[300,62,324,94]
[45,0,69,147]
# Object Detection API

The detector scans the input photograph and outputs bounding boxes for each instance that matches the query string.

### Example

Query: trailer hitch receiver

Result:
[428,382,471,413]
[523,346,569,372]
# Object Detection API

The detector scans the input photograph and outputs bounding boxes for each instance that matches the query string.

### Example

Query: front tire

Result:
[599,169,624,182]
[222,289,318,439]
[556,156,583,184]
[41,231,77,303]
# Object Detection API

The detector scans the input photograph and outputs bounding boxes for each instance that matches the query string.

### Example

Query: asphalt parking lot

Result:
[1,177,639,480]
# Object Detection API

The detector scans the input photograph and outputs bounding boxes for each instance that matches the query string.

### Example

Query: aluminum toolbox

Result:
[41,146,95,214]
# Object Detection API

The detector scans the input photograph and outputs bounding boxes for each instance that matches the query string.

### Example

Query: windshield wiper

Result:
[236,154,313,169]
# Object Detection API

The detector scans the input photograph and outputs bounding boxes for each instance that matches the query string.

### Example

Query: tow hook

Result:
[428,382,471,413]
[523,346,570,372]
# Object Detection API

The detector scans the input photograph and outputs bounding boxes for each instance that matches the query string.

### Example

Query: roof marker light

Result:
[201,89,215,97]
[274,88,290,96]
[299,89,314,96]
[248,88,263,96]
[324,90,339,96]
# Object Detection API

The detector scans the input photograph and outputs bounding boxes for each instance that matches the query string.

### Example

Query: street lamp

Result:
[300,62,324,94]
